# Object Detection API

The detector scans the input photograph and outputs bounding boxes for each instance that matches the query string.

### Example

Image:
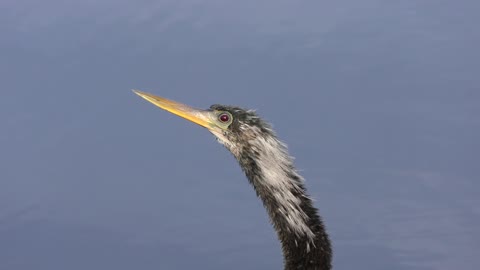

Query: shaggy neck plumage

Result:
[232,133,332,270]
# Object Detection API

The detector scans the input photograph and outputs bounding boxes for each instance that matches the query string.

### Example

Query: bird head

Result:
[133,90,274,157]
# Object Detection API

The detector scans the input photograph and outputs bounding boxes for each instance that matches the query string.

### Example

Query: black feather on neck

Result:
[210,104,332,269]
[236,140,332,270]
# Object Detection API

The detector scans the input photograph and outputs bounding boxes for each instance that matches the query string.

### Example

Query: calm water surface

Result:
[1,1,479,269]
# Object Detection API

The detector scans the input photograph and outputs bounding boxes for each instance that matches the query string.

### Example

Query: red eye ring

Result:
[218,113,230,123]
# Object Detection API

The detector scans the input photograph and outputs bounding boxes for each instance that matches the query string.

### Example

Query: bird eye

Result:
[218,113,230,123]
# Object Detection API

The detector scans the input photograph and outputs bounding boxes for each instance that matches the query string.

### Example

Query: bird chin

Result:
[209,129,238,155]
[209,129,228,144]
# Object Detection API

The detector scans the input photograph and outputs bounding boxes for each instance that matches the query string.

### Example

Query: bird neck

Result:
[235,135,332,270]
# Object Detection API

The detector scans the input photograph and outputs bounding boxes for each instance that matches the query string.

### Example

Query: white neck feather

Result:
[249,135,315,240]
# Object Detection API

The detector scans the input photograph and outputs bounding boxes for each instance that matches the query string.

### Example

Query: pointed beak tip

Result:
[132,90,215,130]
[132,89,153,101]
[132,89,142,96]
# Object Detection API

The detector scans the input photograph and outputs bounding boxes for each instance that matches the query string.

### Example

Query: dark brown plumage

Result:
[134,91,332,270]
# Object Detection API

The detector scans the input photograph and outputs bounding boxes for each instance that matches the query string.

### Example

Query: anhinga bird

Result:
[133,90,332,270]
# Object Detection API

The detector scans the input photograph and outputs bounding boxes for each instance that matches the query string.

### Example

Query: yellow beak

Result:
[133,90,215,129]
